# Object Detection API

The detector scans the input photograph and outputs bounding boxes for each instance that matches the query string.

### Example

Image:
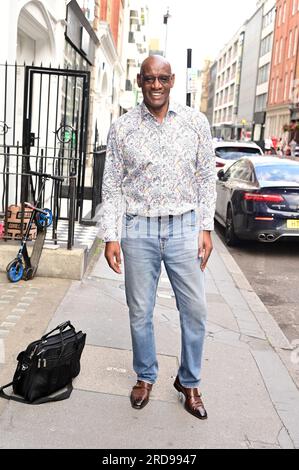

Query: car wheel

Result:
[225,206,239,246]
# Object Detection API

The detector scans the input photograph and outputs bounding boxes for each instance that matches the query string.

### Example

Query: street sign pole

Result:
[186,48,192,107]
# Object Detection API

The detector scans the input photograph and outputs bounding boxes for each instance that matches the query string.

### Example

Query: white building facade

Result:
[91,20,123,147]
[1,0,67,67]
[212,27,246,140]
[253,0,276,143]
[119,0,149,112]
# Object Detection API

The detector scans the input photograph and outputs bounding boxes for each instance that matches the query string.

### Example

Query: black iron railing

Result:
[0,62,96,249]
[0,144,78,249]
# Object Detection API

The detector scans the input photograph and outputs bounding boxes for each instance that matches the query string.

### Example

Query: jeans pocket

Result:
[124,213,137,229]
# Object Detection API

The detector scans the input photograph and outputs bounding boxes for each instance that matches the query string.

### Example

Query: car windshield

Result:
[255,165,299,183]
[215,147,262,160]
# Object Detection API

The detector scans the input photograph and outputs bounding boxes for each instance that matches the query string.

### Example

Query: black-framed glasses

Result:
[141,74,172,85]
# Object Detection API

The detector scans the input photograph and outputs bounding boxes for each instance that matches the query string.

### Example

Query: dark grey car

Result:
[215,156,299,245]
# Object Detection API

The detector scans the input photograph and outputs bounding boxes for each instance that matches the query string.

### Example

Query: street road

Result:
[215,222,299,343]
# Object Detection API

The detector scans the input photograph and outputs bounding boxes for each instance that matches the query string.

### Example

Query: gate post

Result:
[91,147,106,218]
[68,175,76,249]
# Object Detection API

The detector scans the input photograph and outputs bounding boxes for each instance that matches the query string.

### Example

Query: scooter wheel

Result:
[35,208,53,228]
[6,258,24,283]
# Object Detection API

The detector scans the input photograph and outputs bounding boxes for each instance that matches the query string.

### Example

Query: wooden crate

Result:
[5,205,37,240]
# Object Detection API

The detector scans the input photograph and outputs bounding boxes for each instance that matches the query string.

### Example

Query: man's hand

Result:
[198,230,213,271]
[105,241,122,274]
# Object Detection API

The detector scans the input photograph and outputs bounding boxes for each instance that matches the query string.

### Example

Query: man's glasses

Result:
[141,74,172,85]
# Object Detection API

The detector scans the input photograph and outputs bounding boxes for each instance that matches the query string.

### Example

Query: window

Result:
[270,78,275,104]
[260,33,273,57]
[274,40,279,65]
[282,1,287,23]
[263,7,276,28]
[255,164,299,183]
[216,147,262,161]
[293,28,298,56]
[288,30,293,58]
[278,5,282,26]
[284,73,289,100]
[275,77,280,102]
[278,38,284,63]
[292,0,297,15]
[229,84,234,101]
[289,70,294,101]
[228,161,253,182]
[226,68,230,83]
[233,41,238,57]
[257,64,270,85]
[125,79,133,91]
[255,93,267,112]
[223,87,228,103]
[231,62,237,78]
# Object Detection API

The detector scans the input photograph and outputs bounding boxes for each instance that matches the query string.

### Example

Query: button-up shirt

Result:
[100,100,216,241]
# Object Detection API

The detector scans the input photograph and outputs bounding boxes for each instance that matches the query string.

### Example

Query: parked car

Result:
[213,141,263,169]
[215,156,299,245]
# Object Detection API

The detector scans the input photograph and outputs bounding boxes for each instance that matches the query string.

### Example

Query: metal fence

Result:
[0,62,100,249]
[0,144,78,249]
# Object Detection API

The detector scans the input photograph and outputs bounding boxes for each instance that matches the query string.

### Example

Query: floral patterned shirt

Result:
[100,100,216,241]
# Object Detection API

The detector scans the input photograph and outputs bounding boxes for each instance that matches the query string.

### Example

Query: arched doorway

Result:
[17,1,55,65]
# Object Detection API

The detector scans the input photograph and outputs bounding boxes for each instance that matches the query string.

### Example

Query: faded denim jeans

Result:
[121,209,207,388]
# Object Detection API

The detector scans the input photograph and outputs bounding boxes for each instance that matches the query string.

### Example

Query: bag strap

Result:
[41,321,75,341]
[0,381,73,404]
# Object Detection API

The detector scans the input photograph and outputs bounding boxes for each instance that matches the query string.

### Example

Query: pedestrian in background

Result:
[101,55,216,420]
[289,139,297,159]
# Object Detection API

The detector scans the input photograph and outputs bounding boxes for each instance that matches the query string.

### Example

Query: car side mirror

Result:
[217,169,225,180]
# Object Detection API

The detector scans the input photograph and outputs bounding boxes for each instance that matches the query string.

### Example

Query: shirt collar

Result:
[140,99,178,120]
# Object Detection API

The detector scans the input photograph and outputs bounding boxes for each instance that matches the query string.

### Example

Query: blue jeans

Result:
[121,210,207,388]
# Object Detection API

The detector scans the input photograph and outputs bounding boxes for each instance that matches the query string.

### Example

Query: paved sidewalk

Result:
[0,233,298,449]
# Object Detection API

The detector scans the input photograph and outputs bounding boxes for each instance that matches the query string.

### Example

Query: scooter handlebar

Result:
[24,202,48,214]
[28,171,64,182]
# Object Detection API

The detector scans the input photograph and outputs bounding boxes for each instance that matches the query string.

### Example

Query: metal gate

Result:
[22,65,90,217]
[0,64,91,249]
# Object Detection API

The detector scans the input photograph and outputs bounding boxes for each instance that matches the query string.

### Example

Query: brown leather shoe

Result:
[174,376,207,420]
[130,380,153,409]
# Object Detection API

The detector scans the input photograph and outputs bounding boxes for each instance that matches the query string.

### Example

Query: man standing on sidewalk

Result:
[100,55,216,420]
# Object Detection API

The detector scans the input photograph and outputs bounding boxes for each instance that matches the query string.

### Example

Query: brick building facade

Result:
[265,0,299,141]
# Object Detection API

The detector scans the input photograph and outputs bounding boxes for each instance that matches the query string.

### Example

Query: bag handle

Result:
[41,321,75,341]
[43,321,80,359]
[0,381,73,404]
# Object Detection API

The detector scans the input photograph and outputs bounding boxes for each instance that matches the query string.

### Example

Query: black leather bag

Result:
[0,321,86,404]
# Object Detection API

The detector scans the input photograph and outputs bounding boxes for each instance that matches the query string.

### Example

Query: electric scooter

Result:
[6,171,64,282]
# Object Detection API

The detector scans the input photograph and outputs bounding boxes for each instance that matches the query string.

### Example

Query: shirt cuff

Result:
[198,220,214,231]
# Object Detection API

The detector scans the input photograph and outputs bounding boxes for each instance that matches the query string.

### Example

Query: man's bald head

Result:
[140,55,172,75]
[137,55,175,119]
